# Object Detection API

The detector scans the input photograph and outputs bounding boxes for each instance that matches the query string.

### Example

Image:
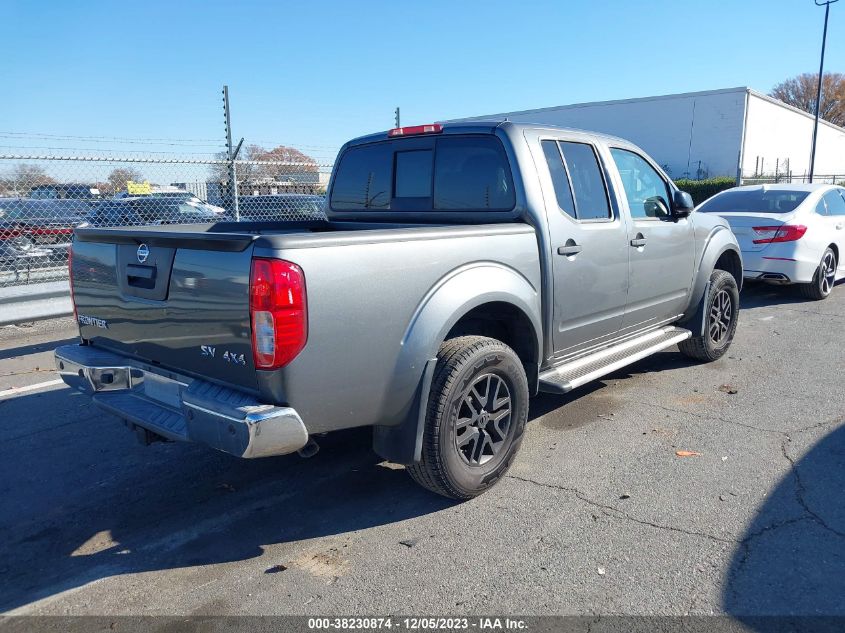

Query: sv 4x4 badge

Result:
[200,345,246,366]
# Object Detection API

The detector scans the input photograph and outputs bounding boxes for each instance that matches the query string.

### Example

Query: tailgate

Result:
[71,226,260,391]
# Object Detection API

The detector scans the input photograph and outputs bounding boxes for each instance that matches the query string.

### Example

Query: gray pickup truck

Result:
[55,121,742,499]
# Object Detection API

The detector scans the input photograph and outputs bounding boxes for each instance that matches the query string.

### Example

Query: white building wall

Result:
[742,92,845,181]
[455,88,747,179]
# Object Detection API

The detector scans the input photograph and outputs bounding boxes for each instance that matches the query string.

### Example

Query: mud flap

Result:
[371,357,437,465]
[686,279,712,338]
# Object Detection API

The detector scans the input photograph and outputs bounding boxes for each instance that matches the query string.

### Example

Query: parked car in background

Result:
[698,183,845,300]
[57,121,743,499]
[0,199,81,264]
[236,194,326,221]
[0,235,55,269]
[86,196,224,226]
[113,191,226,214]
[29,184,101,200]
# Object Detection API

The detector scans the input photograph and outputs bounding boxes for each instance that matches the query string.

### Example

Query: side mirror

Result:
[643,196,671,218]
[672,190,694,218]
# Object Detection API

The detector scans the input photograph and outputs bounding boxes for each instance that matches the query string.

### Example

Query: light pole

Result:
[809,0,839,183]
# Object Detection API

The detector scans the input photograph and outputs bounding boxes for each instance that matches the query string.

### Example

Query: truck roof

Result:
[344,120,634,149]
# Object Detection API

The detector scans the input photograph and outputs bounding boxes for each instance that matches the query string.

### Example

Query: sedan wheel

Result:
[800,248,837,301]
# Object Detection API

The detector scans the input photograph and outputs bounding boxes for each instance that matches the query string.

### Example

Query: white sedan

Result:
[697,183,845,300]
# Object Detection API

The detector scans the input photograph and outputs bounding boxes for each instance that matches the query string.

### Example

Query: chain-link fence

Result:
[740,155,844,185]
[740,172,844,185]
[0,153,335,287]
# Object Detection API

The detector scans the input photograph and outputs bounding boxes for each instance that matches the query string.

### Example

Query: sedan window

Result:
[698,189,810,214]
[823,190,845,216]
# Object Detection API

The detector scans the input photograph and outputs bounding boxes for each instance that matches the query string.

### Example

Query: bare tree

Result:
[207,144,318,184]
[770,73,845,127]
[9,164,56,195]
[250,145,318,179]
[107,167,144,194]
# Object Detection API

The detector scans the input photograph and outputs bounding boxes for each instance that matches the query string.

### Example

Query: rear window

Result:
[330,135,515,212]
[698,189,810,214]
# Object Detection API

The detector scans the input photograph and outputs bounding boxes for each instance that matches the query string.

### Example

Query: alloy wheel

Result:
[454,373,512,466]
[820,251,836,296]
[709,289,733,345]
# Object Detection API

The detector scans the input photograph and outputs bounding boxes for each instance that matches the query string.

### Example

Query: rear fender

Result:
[372,262,541,464]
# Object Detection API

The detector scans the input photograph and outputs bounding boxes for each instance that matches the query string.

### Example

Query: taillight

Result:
[388,123,443,137]
[249,258,307,370]
[752,225,807,244]
[68,247,78,322]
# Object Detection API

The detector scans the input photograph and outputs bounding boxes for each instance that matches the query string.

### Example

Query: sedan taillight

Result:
[249,258,307,370]
[752,225,807,244]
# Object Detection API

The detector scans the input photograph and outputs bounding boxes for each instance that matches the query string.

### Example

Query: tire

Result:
[678,269,740,363]
[406,336,529,500]
[799,248,837,301]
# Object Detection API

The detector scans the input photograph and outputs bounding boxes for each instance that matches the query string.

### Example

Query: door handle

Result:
[558,241,583,256]
[630,236,647,247]
[836,223,844,230]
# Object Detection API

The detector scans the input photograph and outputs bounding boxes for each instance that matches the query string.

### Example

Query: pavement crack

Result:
[630,401,784,436]
[792,415,845,434]
[777,307,845,321]
[507,474,734,543]
[781,435,845,539]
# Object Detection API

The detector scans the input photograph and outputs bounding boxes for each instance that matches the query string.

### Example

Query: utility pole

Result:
[809,0,839,183]
[394,107,400,128]
[222,85,242,220]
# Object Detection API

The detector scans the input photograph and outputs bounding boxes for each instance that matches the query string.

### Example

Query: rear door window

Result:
[559,142,611,220]
[330,135,514,212]
[823,190,845,216]
[541,140,576,218]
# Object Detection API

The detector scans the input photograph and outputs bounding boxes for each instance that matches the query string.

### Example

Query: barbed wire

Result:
[0,154,335,167]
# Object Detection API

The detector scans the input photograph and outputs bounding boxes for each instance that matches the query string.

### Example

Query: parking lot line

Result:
[0,378,65,399]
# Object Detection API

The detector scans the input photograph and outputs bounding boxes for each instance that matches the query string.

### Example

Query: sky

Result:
[1,0,843,163]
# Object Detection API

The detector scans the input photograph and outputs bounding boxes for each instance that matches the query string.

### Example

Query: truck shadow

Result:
[721,423,845,617]
[0,389,456,613]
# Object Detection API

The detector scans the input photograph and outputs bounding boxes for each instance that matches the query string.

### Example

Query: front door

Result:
[608,148,695,332]
[536,137,630,358]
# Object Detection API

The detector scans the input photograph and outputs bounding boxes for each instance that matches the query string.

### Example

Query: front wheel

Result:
[800,248,837,301]
[678,269,739,362]
[407,336,529,500]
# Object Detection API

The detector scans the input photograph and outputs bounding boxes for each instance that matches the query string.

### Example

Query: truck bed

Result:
[71,220,542,434]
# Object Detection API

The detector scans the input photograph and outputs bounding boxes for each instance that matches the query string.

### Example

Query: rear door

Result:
[608,147,695,332]
[820,189,845,272]
[533,135,630,357]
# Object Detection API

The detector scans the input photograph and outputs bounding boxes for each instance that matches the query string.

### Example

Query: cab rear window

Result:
[330,136,515,212]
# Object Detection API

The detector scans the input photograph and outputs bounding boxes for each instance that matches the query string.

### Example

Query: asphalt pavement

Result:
[0,283,843,616]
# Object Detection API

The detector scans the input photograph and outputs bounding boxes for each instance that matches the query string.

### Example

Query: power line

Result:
[0,131,224,145]
[0,145,226,156]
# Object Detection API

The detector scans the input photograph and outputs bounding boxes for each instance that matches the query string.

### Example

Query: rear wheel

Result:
[407,336,529,500]
[678,269,739,362]
[800,248,837,301]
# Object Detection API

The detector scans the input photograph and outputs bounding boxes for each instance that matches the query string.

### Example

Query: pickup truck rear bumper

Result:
[54,344,308,458]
